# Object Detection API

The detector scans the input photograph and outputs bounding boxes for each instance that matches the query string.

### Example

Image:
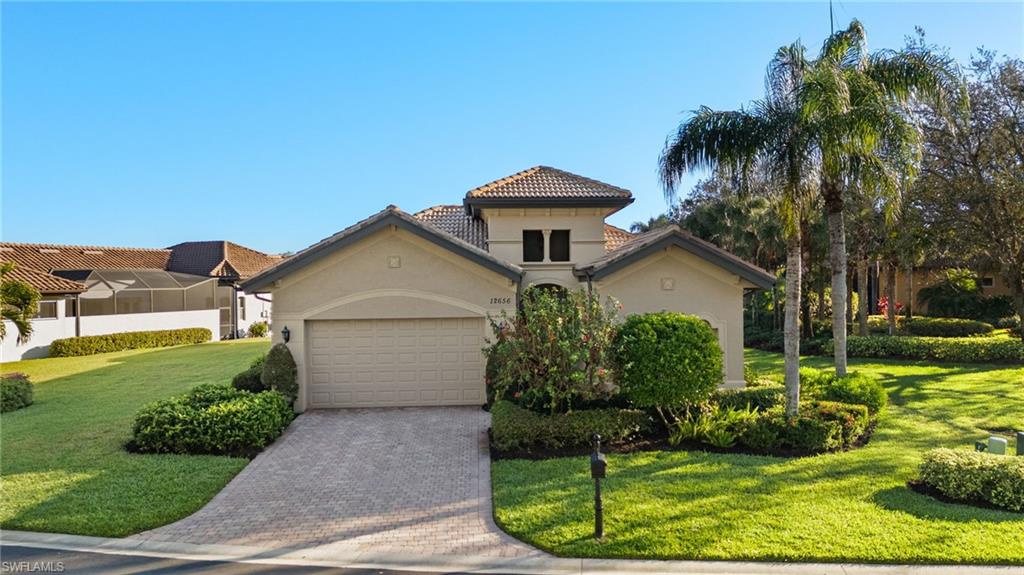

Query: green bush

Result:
[50,328,212,357]
[1,373,33,413]
[232,355,268,393]
[262,344,298,403]
[822,373,887,414]
[613,313,723,414]
[906,317,994,337]
[845,335,1024,363]
[802,400,870,445]
[490,400,651,452]
[919,448,1024,512]
[715,384,785,411]
[131,384,293,455]
[485,287,619,413]
[739,409,844,453]
[247,321,269,338]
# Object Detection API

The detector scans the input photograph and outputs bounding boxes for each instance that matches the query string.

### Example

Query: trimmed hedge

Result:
[865,315,995,337]
[232,355,268,393]
[919,448,1024,512]
[1,373,33,413]
[715,384,785,411]
[736,400,870,453]
[131,384,293,455]
[845,335,1024,363]
[50,328,212,357]
[490,400,652,452]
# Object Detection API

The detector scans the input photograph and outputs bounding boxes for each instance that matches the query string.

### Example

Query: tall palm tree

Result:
[1,262,41,344]
[661,43,818,416]
[801,21,967,375]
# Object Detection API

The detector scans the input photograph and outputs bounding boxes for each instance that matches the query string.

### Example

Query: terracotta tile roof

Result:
[465,166,632,201]
[412,205,488,250]
[603,224,635,253]
[1,264,86,294]
[0,243,173,274]
[166,241,282,281]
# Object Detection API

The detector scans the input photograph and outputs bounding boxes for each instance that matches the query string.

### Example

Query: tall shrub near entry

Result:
[613,312,723,424]
[485,287,620,414]
[262,343,298,404]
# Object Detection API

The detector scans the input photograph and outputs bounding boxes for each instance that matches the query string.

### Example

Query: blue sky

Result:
[3,2,1022,254]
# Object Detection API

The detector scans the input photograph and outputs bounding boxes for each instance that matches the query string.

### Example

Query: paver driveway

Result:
[141,407,540,558]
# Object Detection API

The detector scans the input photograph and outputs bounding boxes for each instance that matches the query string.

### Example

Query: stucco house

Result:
[241,166,775,411]
[1,240,280,360]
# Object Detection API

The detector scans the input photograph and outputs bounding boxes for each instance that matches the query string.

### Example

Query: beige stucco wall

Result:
[484,207,611,287]
[266,226,518,411]
[595,246,753,388]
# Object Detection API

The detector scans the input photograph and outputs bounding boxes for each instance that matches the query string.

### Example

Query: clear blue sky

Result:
[3,2,1021,254]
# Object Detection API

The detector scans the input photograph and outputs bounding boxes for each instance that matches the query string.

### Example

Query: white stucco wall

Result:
[237,292,272,335]
[1,306,220,362]
[1,299,76,362]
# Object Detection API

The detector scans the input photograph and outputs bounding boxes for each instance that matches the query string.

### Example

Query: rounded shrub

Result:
[613,312,723,412]
[232,355,268,393]
[247,321,269,338]
[1,373,33,413]
[821,372,888,414]
[262,343,298,403]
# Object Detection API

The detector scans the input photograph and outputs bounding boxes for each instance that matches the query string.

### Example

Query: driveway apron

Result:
[140,407,540,558]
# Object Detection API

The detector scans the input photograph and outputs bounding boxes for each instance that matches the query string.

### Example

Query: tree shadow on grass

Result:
[872,486,1023,524]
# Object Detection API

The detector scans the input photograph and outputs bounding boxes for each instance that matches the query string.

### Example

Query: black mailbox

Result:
[591,451,607,479]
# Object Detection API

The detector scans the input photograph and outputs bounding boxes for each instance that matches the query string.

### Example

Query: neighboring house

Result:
[1,241,280,361]
[242,166,774,411]
[873,263,1013,315]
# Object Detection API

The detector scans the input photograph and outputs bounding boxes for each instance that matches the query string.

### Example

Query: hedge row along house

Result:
[241,166,776,411]
[0,240,280,360]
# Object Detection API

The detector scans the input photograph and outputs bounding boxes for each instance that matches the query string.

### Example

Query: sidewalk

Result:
[3,530,1020,575]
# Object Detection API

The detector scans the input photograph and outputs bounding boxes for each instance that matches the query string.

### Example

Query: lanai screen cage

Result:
[53,269,219,316]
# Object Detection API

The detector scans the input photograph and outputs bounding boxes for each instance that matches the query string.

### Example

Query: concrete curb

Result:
[2,530,1020,575]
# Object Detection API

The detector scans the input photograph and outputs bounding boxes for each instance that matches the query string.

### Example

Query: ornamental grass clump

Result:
[485,286,620,414]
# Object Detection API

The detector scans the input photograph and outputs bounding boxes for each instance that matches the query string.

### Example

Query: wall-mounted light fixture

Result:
[281,326,291,343]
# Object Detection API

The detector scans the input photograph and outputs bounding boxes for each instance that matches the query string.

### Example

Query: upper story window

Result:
[522,229,571,262]
[982,277,994,288]
[523,230,545,262]
[549,230,570,262]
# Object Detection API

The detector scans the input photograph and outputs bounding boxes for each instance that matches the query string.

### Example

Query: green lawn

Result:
[0,340,271,536]
[492,351,1024,564]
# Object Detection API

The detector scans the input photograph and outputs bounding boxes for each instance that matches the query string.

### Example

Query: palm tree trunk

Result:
[857,256,869,336]
[1012,281,1024,344]
[886,263,898,336]
[827,207,849,376]
[784,233,802,417]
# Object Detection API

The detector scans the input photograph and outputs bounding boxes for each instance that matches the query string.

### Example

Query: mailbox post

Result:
[590,433,607,539]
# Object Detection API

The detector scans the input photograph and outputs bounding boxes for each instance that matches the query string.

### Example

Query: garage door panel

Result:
[307,317,486,408]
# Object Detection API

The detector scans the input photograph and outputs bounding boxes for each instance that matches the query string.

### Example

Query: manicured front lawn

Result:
[0,340,271,536]
[492,351,1024,564]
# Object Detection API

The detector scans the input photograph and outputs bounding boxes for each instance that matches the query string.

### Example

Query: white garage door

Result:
[307,318,486,408]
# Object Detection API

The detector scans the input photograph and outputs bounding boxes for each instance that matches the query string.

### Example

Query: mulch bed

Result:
[489,421,877,461]
[906,480,1022,514]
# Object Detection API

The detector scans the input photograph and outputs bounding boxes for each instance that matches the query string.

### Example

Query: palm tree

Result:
[801,21,967,375]
[629,215,672,233]
[1,262,42,344]
[661,43,818,416]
